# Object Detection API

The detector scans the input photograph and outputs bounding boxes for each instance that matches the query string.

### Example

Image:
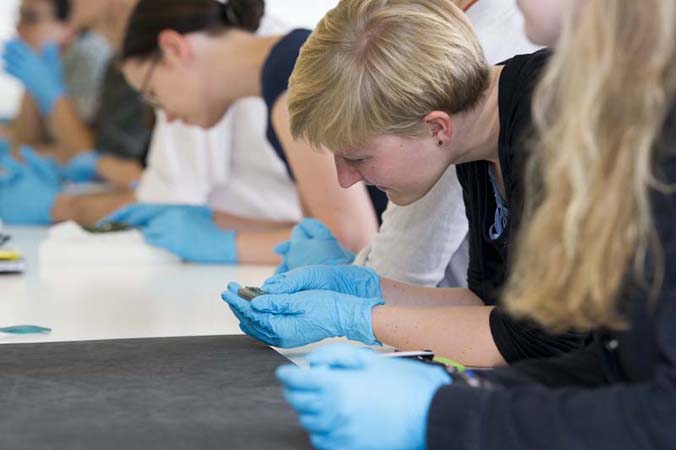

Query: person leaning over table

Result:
[273,0,541,289]
[222,0,585,368]
[269,0,676,449]
[1,0,111,160]
[93,0,386,265]
[0,0,155,225]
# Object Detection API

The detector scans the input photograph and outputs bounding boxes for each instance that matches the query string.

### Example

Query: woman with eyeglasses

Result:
[97,0,383,265]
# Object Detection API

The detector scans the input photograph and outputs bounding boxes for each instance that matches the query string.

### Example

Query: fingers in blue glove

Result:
[276,365,325,392]
[282,390,324,415]
[305,343,376,369]
[99,204,164,227]
[249,294,303,315]
[297,218,336,240]
[273,240,291,255]
[273,241,291,274]
[41,42,61,67]
[20,146,61,186]
[221,282,257,316]
[0,153,24,182]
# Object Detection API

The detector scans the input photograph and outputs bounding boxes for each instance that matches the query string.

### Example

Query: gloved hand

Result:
[61,151,100,183]
[221,282,384,348]
[274,218,355,274]
[101,204,238,263]
[15,146,62,186]
[263,264,382,299]
[0,138,9,156]
[2,39,65,115]
[0,149,61,224]
[277,343,451,450]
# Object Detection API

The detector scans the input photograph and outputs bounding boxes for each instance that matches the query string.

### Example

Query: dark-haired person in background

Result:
[1,0,112,159]
[0,0,156,225]
[96,0,382,265]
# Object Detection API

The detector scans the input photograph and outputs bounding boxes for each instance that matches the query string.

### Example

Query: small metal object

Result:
[82,222,132,234]
[237,286,268,301]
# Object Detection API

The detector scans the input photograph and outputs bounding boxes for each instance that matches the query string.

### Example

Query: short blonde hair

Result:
[288,0,489,151]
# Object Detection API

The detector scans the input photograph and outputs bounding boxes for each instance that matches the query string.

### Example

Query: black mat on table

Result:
[0,335,311,450]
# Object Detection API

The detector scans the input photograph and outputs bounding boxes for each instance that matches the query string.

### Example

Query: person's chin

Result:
[385,190,419,207]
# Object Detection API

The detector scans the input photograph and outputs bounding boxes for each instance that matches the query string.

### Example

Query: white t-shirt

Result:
[353,0,541,288]
[136,105,302,222]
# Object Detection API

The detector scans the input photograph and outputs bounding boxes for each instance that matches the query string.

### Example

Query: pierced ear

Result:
[157,30,193,66]
[423,111,453,146]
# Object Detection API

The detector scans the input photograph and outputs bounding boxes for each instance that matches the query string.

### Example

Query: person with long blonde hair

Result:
[273,0,676,448]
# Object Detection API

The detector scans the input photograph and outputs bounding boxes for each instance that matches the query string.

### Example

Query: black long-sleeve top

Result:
[427,109,676,450]
[457,50,587,363]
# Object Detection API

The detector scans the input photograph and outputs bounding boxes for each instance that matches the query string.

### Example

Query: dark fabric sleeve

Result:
[427,145,676,450]
[94,62,153,165]
[480,341,608,388]
[489,308,588,363]
[428,295,676,450]
[427,366,676,450]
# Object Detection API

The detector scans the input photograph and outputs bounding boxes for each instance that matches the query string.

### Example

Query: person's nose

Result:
[334,155,364,189]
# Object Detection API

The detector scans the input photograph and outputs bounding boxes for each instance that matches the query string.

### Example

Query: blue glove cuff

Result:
[346,297,385,346]
[61,151,100,183]
[220,229,239,264]
[37,89,65,116]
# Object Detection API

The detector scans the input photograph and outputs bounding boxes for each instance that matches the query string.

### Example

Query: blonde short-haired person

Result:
[268,0,675,449]
[274,0,540,288]
[223,0,583,367]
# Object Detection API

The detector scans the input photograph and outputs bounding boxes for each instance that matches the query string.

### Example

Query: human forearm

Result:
[213,211,295,233]
[46,97,95,156]
[371,304,506,367]
[380,278,484,307]
[8,95,44,148]
[235,227,292,265]
[96,155,143,188]
[51,190,136,225]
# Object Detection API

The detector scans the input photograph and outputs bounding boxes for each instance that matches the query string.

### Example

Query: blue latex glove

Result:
[0,149,61,224]
[277,343,451,450]
[263,264,382,300]
[0,138,9,156]
[2,39,65,115]
[15,146,62,186]
[101,204,238,263]
[60,151,100,183]
[275,218,355,274]
[221,282,384,348]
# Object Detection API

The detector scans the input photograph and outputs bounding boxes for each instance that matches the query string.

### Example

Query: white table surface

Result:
[0,226,379,364]
[0,226,274,345]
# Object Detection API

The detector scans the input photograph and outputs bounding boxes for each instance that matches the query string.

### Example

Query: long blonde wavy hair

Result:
[504,0,676,331]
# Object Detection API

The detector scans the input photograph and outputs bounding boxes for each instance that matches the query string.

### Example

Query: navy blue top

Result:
[428,107,676,450]
[260,29,389,222]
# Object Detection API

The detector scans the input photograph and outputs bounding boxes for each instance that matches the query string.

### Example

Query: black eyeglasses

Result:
[139,52,162,109]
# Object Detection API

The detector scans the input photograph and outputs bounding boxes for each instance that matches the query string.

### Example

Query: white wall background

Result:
[0,0,339,118]
[0,0,21,117]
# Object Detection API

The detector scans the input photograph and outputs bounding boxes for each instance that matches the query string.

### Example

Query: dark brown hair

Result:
[122,0,265,60]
